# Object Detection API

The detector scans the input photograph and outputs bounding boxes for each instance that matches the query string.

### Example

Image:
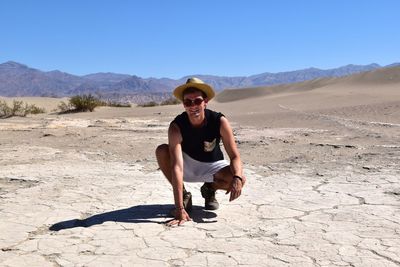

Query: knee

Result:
[155,144,169,158]
[213,178,231,191]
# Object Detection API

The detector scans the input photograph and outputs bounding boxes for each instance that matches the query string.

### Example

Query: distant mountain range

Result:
[0,61,398,103]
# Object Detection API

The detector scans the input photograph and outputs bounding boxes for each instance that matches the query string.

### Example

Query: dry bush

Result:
[101,101,131,108]
[137,101,158,107]
[57,95,132,113]
[25,104,46,114]
[138,97,180,108]
[160,97,180,106]
[0,100,46,119]
[69,94,100,112]
[57,101,73,113]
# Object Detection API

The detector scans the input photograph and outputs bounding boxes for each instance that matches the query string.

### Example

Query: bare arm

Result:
[168,122,191,225]
[220,116,243,178]
[220,116,245,201]
[168,123,184,208]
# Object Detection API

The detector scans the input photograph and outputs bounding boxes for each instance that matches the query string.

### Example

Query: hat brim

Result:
[173,83,215,102]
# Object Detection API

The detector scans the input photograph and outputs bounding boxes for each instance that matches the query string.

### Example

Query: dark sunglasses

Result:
[183,98,204,107]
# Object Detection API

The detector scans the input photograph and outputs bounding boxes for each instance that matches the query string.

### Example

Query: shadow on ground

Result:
[49,204,217,231]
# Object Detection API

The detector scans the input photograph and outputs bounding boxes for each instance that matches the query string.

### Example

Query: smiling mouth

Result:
[188,108,200,116]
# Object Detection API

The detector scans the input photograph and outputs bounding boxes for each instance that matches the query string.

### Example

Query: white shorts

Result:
[183,152,229,183]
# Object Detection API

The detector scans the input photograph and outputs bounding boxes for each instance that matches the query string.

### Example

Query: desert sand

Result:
[1,68,400,266]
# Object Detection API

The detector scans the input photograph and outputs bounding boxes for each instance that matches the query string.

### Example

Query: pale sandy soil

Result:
[0,71,400,266]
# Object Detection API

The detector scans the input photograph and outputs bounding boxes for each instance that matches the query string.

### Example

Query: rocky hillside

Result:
[0,61,397,103]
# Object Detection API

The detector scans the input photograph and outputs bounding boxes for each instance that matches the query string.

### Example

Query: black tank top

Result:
[172,109,224,162]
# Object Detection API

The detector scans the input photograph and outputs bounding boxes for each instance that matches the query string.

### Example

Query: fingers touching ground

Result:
[166,209,192,227]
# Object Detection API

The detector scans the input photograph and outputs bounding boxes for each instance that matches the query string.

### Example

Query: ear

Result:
[204,98,209,104]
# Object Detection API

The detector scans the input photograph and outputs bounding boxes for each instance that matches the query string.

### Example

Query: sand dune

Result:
[212,66,400,129]
[340,66,400,85]
[1,68,400,266]
[216,66,400,103]
[216,77,335,103]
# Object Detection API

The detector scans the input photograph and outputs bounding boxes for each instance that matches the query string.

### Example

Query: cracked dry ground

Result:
[0,110,399,267]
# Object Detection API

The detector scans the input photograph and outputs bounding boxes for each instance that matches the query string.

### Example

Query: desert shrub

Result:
[138,97,180,107]
[69,94,101,112]
[160,97,180,106]
[0,100,46,118]
[138,101,159,107]
[96,100,108,106]
[57,95,132,113]
[25,104,46,115]
[0,101,12,118]
[102,100,131,108]
[11,100,25,116]
[107,102,131,107]
[57,101,73,113]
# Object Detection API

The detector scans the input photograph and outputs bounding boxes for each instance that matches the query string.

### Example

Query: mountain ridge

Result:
[0,60,398,103]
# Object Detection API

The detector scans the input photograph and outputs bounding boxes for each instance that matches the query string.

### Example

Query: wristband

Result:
[233,175,243,183]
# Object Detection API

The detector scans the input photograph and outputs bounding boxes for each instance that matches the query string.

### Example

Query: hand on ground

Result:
[167,209,192,226]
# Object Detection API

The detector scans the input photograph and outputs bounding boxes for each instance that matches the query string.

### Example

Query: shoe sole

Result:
[204,203,219,210]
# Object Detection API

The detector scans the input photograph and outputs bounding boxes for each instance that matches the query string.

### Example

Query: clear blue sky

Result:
[1,0,399,78]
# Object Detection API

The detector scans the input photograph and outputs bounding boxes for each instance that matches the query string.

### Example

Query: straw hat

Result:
[173,77,215,101]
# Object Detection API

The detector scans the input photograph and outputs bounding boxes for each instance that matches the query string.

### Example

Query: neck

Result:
[189,112,206,127]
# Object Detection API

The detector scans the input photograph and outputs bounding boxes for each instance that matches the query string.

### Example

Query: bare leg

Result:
[156,143,191,191]
[212,166,246,191]
[156,144,192,212]
[155,144,172,184]
[212,166,233,190]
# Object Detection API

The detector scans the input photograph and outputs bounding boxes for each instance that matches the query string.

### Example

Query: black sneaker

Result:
[183,191,193,212]
[169,191,192,217]
[200,182,219,210]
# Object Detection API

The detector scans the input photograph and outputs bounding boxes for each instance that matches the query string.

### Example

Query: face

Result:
[183,91,208,118]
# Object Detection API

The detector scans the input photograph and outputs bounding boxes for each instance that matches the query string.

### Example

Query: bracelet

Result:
[233,175,243,183]
[175,206,185,210]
